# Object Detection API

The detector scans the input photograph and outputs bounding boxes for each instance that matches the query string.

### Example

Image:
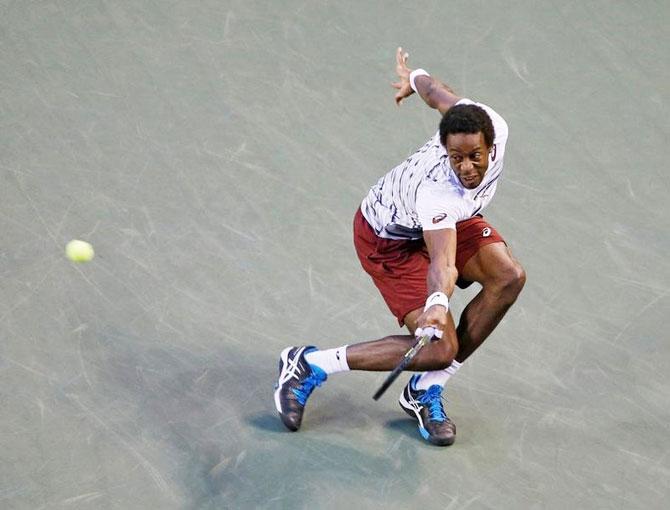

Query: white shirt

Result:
[360,99,508,240]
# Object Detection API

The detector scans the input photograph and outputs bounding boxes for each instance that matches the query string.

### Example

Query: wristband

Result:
[409,68,430,93]
[424,291,449,312]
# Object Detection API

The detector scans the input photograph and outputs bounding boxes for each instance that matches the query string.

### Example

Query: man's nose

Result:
[460,158,474,171]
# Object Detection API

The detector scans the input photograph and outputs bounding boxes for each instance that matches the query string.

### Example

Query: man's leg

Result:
[275,318,458,433]
[345,312,458,371]
[387,307,458,445]
[454,241,526,362]
[305,311,459,446]
[275,207,457,438]
[403,241,525,405]
[402,308,464,390]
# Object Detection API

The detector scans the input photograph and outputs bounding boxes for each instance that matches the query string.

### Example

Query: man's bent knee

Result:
[493,260,526,302]
[421,339,456,370]
[506,261,526,293]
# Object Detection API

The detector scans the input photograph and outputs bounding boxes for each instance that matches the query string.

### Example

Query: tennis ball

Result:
[65,240,95,262]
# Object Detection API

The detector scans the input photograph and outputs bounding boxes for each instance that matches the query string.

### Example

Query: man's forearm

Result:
[426,263,458,298]
[413,74,461,114]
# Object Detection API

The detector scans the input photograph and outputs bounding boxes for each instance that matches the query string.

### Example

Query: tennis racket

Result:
[372,333,432,400]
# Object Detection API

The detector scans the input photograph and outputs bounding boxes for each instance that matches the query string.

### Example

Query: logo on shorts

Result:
[432,213,448,224]
[482,227,491,237]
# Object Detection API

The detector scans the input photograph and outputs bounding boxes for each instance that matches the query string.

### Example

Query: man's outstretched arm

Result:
[392,47,461,115]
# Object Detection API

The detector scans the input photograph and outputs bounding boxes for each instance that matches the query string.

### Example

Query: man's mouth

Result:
[461,175,478,186]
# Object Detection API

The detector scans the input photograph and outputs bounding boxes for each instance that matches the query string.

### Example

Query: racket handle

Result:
[372,334,432,400]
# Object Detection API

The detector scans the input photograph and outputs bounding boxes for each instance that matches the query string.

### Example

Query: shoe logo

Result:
[482,227,491,237]
[432,213,448,224]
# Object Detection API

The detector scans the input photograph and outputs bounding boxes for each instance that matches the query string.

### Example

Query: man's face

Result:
[445,132,490,189]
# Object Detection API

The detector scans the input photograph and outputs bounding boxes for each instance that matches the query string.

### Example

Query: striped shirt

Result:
[361,99,509,240]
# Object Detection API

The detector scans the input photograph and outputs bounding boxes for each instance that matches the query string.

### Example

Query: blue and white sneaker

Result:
[274,346,327,431]
[399,374,456,446]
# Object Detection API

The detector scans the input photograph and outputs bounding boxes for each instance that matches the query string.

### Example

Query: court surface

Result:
[1,1,669,508]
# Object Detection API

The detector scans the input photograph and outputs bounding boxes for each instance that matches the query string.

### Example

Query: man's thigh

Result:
[455,216,509,287]
[460,240,522,285]
[353,208,428,326]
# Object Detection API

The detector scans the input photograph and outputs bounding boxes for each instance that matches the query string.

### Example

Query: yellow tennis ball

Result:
[65,240,95,262]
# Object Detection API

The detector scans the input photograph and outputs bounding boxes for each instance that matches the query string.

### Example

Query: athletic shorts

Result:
[353,207,505,326]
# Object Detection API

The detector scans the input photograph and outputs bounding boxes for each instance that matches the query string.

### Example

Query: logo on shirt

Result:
[482,227,491,237]
[432,213,448,224]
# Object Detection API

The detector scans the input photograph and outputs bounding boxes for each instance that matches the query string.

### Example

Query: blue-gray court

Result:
[1,1,668,508]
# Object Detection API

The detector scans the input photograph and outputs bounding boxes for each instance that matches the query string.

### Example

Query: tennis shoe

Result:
[399,374,456,446]
[274,346,327,431]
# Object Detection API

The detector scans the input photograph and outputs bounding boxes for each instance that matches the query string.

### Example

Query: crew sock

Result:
[304,346,350,375]
[414,360,462,391]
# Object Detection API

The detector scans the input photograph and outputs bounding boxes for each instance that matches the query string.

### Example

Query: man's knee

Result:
[492,260,526,301]
[425,334,458,370]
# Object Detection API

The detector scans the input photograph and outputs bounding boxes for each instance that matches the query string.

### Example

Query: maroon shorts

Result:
[353,208,505,326]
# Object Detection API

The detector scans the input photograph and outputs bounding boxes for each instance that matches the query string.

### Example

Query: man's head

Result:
[439,104,495,189]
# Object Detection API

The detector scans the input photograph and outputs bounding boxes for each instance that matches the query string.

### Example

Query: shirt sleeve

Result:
[415,181,468,231]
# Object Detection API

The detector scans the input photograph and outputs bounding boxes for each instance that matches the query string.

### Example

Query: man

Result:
[274,48,526,446]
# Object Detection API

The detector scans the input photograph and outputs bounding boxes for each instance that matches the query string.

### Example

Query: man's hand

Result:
[415,304,448,341]
[392,46,414,106]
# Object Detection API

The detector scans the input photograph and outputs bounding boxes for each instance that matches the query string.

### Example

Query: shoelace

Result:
[292,371,325,406]
[419,386,447,423]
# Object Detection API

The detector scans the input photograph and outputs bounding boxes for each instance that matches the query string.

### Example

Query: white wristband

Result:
[409,68,430,93]
[424,291,449,312]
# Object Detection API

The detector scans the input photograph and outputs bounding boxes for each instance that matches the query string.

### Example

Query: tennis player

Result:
[275,48,525,446]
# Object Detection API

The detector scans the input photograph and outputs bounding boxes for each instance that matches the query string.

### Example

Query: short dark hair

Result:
[439,104,495,148]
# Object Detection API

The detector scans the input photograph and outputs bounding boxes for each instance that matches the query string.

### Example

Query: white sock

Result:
[305,346,350,375]
[414,360,462,390]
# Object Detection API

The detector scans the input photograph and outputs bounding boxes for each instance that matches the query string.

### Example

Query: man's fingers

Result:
[394,84,414,106]
[395,90,410,105]
[415,326,443,340]
[396,47,409,66]
[415,326,443,339]
[392,48,413,105]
